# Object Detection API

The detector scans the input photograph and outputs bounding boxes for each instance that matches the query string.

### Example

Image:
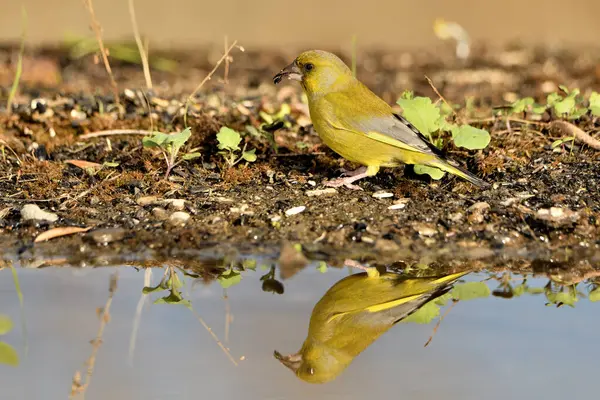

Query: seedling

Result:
[142,127,200,179]
[397,91,490,180]
[142,266,191,308]
[217,127,257,167]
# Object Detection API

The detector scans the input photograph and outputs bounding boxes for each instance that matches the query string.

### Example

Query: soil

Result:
[1,43,599,270]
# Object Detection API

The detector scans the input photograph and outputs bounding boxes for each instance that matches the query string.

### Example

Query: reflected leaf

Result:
[452,282,490,300]
[589,288,600,302]
[218,270,242,289]
[402,301,440,324]
[142,284,166,294]
[0,342,19,366]
[154,290,191,308]
[0,315,13,335]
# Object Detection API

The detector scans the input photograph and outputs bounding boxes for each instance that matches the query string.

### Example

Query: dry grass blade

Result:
[183,40,241,126]
[79,129,155,140]
[127,0,152,90]
[550,120,600,150]
[81,0,120,107]
[425,75,457,118]
[34,226,92,243]
[64,160,103,169]
[190,307,239,366]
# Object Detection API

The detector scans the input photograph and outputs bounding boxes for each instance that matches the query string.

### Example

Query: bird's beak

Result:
[273,350,302,372]
[273,61,302,84]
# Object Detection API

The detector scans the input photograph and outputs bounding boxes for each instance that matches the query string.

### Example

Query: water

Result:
[0,264,598,399]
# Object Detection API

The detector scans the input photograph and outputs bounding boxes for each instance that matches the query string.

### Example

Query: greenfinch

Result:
[273,50,488,190]
[274,270,467,384]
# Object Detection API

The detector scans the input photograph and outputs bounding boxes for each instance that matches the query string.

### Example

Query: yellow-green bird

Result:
[274,271,467,384]
[273,50,488,189]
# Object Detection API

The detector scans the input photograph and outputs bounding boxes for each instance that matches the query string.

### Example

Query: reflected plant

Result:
[143,266,191,308]
[260,266,284,294]
[0,314,18,366]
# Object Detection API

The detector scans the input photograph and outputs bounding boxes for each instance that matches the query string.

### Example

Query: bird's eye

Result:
[308,367,315,375]
[305,63,314,71]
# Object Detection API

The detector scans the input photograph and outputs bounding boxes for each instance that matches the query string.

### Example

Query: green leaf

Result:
[402,301,440,324]
[142,284,166,294]
[167,272,183,290]
[414,164,445,180]
[0,315,13,335]
[589,92,600,116]
[433,292,452,306]
[451,282,490,301]
[551,137,575,149]
[397,96,441,138]
[317,261,328,273]
[0,342,19,366]
[546,289,578,307]
[168,128,192,152]
[510,97,534,114]
[102,162,120,168]
[181,152,201,161]
[142,132,171,148]
[452,125,491,150]
[242,149,257,162]
[589,287,600,302]
[218,270,242,289]
[154,290,191,308]
[216,127,242,152]
[548,91,576,115]
[242,259,257,270]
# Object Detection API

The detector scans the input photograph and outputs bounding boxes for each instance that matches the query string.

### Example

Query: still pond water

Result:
[0,264,598,399]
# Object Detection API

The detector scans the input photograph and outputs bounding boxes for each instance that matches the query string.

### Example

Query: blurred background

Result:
[1,0,599,49]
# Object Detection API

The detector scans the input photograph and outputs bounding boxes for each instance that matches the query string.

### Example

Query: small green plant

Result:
[397,91,491,180]
[0,314,18,366]
[142,127,200,179]
[217,127,257,167]
[546,86,588,119]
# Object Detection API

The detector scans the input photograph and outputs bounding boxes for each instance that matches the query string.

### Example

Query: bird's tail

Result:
[428,159,490,188]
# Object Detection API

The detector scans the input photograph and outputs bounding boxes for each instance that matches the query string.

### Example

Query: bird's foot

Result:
[323,177,363,191]
[344,259,380,277]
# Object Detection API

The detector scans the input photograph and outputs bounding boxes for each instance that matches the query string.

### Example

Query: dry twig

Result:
[81,0,121,107]
[127,0,152,90]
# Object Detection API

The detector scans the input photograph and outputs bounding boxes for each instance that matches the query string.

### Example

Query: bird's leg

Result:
[344,259,380,278]
[338,166,367,177]
[324,166,379,190]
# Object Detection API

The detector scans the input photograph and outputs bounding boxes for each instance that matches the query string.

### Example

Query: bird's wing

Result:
[324,90,444,157]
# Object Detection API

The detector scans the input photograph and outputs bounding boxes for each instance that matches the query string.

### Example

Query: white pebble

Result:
[21,204,58,222]
[285,206,306,216]
[388,203,406,210]
[372,191,394,199]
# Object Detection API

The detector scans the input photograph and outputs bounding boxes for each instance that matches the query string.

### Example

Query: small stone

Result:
[536,207,579,225]
[413,223,437,237]
[151,207,168,220]
[388,203,406,210]
[448,212,464,222]
[467,202,490,224]
[306,188,337,197]
[87,228,126,245]
[285,206,306,216]
[21,204,58,222]
[70,109,87,121]
[307,180,317,187]
[168,211,191,227]
[164,199,186,211]
[137,196,158,206]
[372,191,394,199]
